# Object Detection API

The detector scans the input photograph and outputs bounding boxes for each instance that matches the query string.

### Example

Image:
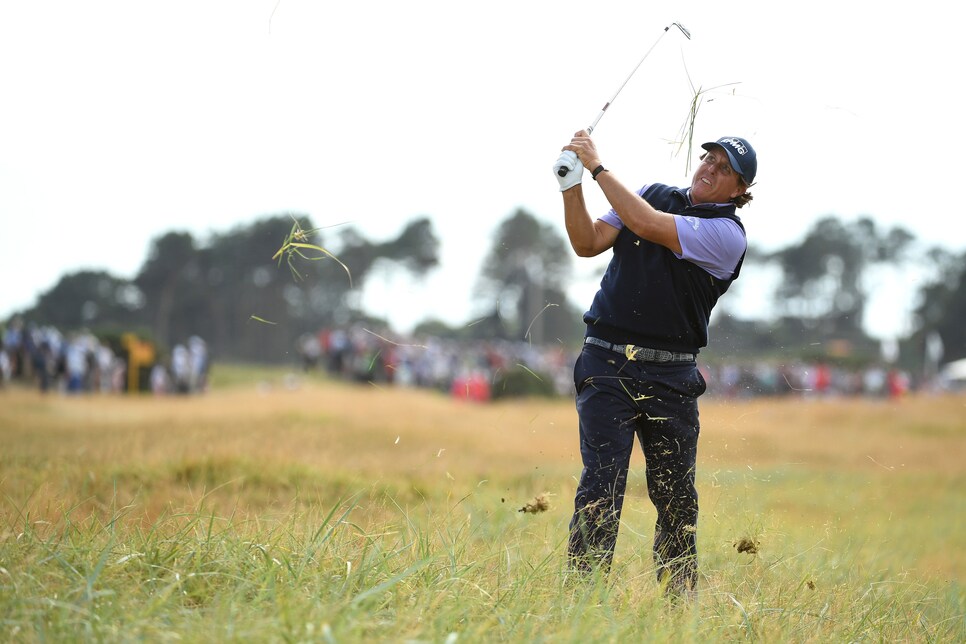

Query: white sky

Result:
[1,1,963,340]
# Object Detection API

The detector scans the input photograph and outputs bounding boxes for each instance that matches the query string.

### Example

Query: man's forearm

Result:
[595,170,681,253]
[562,186,601,257]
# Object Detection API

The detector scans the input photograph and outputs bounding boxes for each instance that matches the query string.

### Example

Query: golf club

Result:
[557,22,691,177]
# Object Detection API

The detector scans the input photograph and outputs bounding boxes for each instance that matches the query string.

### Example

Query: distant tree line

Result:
[707,216,965,372]
[5,210,965,372]
[11,215,439,363]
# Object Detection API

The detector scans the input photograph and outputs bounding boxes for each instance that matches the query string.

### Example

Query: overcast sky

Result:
[1,1,963,340]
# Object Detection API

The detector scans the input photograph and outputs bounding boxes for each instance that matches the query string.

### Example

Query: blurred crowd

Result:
[296,325,926,402]
[2,323,118,394]
[1,318,209,395]
[699,361,913,399]
[296,325,574,401]
[3,317,942,401]
[148,336,211,395]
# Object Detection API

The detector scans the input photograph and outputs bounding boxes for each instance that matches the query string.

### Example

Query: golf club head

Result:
[671,22,691,40]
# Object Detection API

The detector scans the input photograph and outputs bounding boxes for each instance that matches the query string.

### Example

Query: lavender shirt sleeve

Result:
[599,210,623,229]
[672,215,747,280]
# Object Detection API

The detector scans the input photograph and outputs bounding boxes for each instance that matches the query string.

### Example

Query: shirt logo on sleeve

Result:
[683,216,701,231]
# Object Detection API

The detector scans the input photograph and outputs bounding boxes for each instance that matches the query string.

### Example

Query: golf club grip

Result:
[557,150,579,178]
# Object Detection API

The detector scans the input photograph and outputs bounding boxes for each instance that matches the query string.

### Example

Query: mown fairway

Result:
[2,368,964,642]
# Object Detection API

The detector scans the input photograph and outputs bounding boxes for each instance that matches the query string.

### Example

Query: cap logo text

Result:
[721,138,748,155]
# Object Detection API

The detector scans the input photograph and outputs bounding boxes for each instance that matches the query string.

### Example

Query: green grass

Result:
[4,482,962,642]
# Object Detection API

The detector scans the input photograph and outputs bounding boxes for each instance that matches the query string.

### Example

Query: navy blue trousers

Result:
[568,343,706,590]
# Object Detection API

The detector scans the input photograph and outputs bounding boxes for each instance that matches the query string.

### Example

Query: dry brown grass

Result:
[2,381,581,479]
[7,382,963,463]
[3,382,963,483]
[699,395,966,473]
[2,380,963,528]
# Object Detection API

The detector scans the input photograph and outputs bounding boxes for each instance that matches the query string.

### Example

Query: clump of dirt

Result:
[519,492,551,514]
[734,537,760,554]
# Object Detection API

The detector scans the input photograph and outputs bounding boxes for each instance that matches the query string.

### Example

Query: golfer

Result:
[554,131,756,596]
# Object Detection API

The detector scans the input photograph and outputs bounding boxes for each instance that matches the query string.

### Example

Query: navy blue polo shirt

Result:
[583,183,746,354]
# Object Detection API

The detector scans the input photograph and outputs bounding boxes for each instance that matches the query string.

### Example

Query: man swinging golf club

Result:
[554,131,756,597]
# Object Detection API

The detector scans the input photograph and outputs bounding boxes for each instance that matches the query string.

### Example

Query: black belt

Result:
[584,337,695,363]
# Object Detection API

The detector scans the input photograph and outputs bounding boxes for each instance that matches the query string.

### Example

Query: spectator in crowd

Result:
[151,362,170,395]
[188,335,209,392]
[2,317,24,379]
[297,332,322,372]
[171,344,191,394]
[64,333,89,393]
[0,347,10,386]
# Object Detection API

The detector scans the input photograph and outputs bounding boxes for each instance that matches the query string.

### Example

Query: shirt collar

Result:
[682,187,735,210]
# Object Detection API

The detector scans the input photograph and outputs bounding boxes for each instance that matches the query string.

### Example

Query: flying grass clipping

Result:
[273,217,352,286]
[248,217,351,327]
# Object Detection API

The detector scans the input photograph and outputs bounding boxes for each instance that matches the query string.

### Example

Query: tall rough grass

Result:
[2,371,964,641]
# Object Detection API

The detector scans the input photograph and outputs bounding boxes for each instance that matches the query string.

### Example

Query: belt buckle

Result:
[624,344,638,361]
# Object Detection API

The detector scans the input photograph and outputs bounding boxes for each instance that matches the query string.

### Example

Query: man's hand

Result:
[565,130,601,171]
[554,150,583,191]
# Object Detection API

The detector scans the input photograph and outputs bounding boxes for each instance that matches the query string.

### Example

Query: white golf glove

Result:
[554,150,583,191]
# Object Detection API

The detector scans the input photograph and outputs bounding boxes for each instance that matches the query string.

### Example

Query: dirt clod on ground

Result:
[519,493,551,514]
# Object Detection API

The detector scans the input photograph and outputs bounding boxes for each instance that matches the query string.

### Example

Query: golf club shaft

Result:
[557,23,690,177]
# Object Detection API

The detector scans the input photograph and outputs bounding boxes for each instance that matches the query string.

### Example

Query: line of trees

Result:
[708,216,964,372]
[5,210,965,372]
[13,215,439,363]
